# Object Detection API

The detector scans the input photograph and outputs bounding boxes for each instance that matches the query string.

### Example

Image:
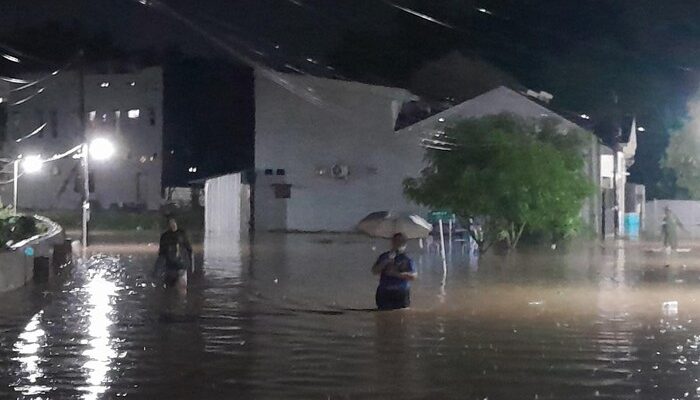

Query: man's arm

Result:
[397,259,417,281]
[157,233,166,256]
[180,231,193,254]
[371,254,390,275]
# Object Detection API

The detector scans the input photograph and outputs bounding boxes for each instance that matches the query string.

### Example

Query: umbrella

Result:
[357,211,432,239]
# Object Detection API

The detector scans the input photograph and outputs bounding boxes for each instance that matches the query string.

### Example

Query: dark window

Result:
[272,183,291,199]
[50,109,58,138]
[276,169,285,176]
[148,107,156,126]
[264,169,273,176]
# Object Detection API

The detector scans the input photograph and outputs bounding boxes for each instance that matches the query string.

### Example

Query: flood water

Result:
[2,233,700,399]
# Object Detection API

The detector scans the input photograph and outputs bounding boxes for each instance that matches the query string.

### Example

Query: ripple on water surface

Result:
[1,234,700,399]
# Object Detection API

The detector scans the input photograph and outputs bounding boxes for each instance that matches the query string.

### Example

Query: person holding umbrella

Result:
[371,233,417,310]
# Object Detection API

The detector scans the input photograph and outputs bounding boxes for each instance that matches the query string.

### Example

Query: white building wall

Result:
[1,67,163,211]
[254,72,423,232]
[205,173,249,242]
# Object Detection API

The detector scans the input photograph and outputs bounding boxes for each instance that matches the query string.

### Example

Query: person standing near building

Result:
[154,217,193,289]
[661,206,684,252]
[371,233,417,310]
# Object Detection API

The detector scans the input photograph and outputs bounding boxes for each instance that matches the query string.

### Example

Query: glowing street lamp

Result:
[21,155,43,174]
[13,155,43,215]
[81,137,115,252]
[89,137,115,161]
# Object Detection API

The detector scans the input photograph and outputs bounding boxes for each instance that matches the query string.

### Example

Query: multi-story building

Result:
[0,66,163,211]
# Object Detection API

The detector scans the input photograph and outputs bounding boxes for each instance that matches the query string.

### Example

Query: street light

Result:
[90,137,115,161]
[12,155,43,215]
[81,137,115,253]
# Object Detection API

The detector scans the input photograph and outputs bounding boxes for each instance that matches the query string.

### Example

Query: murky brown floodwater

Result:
[2,233,700,399]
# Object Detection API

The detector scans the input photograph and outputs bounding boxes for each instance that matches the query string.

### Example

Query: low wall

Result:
[0,215,65,293]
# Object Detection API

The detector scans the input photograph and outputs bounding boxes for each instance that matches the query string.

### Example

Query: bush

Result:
[0,214,40,248]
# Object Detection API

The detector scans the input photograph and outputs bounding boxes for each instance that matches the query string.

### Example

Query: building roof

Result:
[255,69,418,102]
[395,86,583,134]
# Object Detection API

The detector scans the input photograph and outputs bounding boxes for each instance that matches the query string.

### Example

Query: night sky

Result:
[2,0,700,196]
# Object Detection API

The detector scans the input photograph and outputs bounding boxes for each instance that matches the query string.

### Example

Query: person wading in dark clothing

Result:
[371,233,417,310]
[154,217,193,288]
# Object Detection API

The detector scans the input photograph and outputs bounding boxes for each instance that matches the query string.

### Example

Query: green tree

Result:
[404,114,593,251]
[662,103,700,199]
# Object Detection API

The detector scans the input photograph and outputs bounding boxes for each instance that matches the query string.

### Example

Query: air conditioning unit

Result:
[330,164,349,179]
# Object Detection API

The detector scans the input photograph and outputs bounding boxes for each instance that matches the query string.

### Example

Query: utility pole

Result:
[12,159,18,215]
[78,51,89,253]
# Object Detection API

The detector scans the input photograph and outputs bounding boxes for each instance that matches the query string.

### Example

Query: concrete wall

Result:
[1,67,163,211]
[0,216,65,293]
[205,173,250,242]
[254,72,423,232]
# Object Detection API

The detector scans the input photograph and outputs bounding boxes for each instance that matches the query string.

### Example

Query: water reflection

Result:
[203,234,243,278]
[8,234,700,398]
[80,268,118,400]
[12,311,50,396]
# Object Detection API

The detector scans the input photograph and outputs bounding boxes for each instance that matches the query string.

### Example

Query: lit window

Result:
[88,111,96,121]
[100,82,109,88]
[129,81,136,87]
[128,109,140,119]
[139,156,147,163]
[188,167,198,173]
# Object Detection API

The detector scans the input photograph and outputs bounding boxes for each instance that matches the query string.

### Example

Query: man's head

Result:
[168,217,178,232]
[391,233,408,252]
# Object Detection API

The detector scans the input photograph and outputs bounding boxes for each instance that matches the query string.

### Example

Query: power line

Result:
[9,87,45,106]
[132,0,372,126]
[14,123,47,143]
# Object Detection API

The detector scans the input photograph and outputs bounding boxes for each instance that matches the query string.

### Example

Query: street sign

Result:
[428,210,453,222]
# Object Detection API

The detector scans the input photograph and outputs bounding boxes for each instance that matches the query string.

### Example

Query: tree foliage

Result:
[662,100,700,199]
[404,114,593,251]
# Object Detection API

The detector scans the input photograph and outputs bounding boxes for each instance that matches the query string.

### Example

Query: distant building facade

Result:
[254,71,421,232]
[1,66,163,211]
[254,80,626,237]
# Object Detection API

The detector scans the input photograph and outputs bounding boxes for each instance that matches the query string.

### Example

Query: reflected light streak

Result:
[13,311,52,396]
[80,271,118,400]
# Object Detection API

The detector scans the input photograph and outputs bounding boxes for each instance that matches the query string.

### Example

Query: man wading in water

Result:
[371,233,417,310]
[154,217,193,290]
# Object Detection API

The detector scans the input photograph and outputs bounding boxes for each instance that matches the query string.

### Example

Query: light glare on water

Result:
[2,234,700,399]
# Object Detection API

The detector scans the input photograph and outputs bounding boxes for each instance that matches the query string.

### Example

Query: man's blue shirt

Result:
[376,251,414,291]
